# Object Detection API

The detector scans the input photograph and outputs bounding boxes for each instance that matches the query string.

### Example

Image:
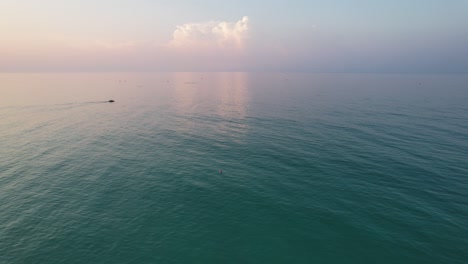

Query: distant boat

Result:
[108,100,115,103]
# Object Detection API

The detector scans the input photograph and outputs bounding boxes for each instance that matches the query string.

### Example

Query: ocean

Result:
[1,72,467,263]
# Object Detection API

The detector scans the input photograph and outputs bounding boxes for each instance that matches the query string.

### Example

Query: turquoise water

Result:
[1,73,467,263]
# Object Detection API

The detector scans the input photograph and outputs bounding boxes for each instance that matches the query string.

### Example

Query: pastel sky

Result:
[1,0,467,72]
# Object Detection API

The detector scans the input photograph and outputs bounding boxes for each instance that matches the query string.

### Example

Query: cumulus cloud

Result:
[169,16,249,50]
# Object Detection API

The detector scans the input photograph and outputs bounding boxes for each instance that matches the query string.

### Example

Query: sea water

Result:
[1,72,467,263]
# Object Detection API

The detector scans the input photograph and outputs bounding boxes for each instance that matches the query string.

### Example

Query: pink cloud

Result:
[169,16,249,51]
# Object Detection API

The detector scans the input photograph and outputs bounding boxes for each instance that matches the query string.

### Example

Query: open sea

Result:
[0,72,467,263]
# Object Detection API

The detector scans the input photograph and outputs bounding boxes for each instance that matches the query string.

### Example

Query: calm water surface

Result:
[1,73,467,263]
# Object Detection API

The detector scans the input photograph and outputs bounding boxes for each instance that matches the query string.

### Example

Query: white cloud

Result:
[169,16,249,50]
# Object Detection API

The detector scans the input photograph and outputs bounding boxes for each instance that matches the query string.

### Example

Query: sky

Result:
[1,0,468,72]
